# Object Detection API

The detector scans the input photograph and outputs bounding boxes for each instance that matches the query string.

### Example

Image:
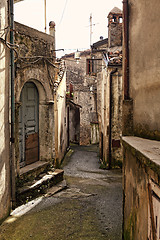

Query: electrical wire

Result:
[63,57,107,67]
[45,58,61,70]
[58,0,68,27]
[0,26,19,59]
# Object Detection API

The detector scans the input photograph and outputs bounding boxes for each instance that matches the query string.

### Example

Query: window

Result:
[86,59,102,75]
[112,15,117,22]
[119,17,123,23]
[86,59,93,74]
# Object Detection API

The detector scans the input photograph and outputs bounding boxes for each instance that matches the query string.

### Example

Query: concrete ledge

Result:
[122,136,160,177]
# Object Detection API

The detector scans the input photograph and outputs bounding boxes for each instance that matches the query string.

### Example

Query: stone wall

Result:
[108,23,122,48]
[63,52,98,145]
[68,102,80,144]
[14,22,56,172]
[108,10,122,48]
[0,0,11,222]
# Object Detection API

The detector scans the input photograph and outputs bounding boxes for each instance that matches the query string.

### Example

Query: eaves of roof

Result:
[92,38,108,49]
[108,7,122,17]
[14,0,24,3]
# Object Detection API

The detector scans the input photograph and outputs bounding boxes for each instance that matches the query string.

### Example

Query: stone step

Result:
[17,161,51,187]
[16,169,64,206]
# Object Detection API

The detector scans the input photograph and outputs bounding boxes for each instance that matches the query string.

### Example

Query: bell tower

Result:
[108,7,122,48]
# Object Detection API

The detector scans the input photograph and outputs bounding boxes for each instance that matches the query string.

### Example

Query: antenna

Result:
[90,13,93,47]
[89,14,99,47]
[44,0,47,33]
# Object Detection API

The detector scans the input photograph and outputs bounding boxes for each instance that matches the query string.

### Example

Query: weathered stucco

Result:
[123,136,160,240]
[128,0,160,140]
[55,72,68,164]
[0,0,11,222]
[93,8,123,167]
[97,67,123,166]
[122,1,160,238]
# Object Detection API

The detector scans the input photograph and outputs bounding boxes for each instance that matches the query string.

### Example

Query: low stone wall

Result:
[122,136,160,240]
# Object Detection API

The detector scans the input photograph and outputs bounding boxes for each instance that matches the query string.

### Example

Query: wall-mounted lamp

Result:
[90,85,94,94]
[74,49,80,64]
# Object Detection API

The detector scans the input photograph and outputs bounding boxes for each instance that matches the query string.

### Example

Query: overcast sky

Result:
[14,0,122,57]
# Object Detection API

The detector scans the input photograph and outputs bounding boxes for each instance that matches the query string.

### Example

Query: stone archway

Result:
[15,74,55,173]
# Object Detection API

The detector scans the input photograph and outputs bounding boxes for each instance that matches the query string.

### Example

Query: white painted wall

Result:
[0,0,11,221]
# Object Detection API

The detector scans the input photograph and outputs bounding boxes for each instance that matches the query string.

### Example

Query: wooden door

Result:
[19,82,39,167]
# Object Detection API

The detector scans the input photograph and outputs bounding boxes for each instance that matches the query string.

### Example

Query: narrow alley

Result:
[0,145,122,240]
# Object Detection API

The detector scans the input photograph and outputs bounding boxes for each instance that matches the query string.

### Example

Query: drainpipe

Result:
[67,106,70,148]
[54,68,59,168]
[123,0,129,100]
[10,0,16,208]
[108,68,117,169]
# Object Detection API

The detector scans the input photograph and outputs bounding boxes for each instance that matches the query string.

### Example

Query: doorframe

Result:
[19,81,39,167]
[15,78,54,174]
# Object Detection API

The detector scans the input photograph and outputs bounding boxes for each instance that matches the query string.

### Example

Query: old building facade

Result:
[0,15,68,222]
[14,21,67,173]
[0,0,11,223]
[122,0,160,239]
[93,7,123,168]
[63,7,123,168]
[63,50,99,145]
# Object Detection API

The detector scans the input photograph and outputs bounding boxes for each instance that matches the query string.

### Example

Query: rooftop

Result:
[62,49,91,59]
[108,7,122,16]
[91,38,108,49]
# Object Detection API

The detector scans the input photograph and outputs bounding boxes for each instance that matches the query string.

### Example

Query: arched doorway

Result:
[19,82,39,167]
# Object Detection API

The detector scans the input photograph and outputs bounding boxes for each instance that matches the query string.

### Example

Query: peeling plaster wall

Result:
[90,123,99,144]
[111,70,123,163]
[128,0,160,140]
[122,1,160,238]
[56,72,68,163]
[123,140,149,240]
[14,22,55,172]
[0,0,11,222]
[97,67,122,165]
[97,70,106,159]
[123,137,160,240]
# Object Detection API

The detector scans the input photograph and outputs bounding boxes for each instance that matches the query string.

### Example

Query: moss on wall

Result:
[134,123,160,141]
[123,210,137,240]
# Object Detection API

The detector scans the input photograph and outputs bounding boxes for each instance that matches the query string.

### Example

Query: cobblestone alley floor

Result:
[0,144,122,240]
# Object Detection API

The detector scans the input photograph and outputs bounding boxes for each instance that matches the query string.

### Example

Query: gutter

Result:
[10,0,16,208]
[123,0,129,99]
[108,68,118,169]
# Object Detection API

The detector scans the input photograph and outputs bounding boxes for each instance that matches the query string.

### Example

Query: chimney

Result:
[49,21,56,57]
[49,21,56,37]
[108,7,122,48]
